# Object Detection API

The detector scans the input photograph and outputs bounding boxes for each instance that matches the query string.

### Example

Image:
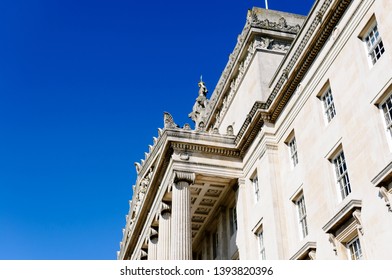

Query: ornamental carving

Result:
[164,112,178,129]
[133,168,154,216]
[248,12,301,34]
[189,80,209,129]
[379,186,392,212]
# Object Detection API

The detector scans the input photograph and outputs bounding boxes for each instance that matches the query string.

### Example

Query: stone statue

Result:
[189,77,209,128]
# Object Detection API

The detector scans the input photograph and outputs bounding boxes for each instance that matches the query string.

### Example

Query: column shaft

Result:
[170,180,192,259]
[157,208,171,260]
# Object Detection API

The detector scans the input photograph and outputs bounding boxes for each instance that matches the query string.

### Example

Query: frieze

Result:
[249,13,301,34]
[133,168,154,216]
[171,142,240,158]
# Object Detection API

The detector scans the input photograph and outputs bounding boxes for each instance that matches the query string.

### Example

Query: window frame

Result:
[347,236,363,260]
[288,136,299,167]
[296,194,309,239]
[332,150,352,201]
[251,175,260,203]
[320,87,337,123]
[257,230,266,260]
[364,23,385,65]
[380,93,392,140]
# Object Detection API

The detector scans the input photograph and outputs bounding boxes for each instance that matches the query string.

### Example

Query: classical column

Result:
[170,171,195,260]
[157,202,171,260]
[147,228,158,260]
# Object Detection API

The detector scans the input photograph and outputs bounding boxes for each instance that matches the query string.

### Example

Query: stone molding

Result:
[171,142,240,158]
[267,0,352,121]
[322,199,362,234]
[213,36,290,129]
[371,160,392,212]
[248,11,301,34]
[323,199,362,254]
[204,9,304,129]
[379,187,392,212]
[289,241,317,260]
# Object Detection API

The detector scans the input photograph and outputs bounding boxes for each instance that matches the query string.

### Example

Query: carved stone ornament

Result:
[328,233,337,254]
[164,112,178,129]
[352,209,364,235]
[197,121,206,132]
[227,125,234,136]
[379,186,392,212]
[180,152,190,161]
[189,79,209,129]
[308,250,316,260]
[248,12,301,34]
[134,162,142,174]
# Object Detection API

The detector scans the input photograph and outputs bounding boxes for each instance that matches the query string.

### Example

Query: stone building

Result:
[118,0,392,260]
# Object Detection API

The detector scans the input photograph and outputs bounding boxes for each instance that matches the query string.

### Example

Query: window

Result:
[252,176,260,202]
[381,93,392,139]
[257,231,266,260]
[296,195,308,239]
[323,200,364,259]
[347,236,363,260]
[321,88,336,123]
[288,137,298,167]
[333,151,351,200]
[229,206,237,236]
[364,24,385,65]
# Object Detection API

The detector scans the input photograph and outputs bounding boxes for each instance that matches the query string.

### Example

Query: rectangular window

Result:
[257,231,266,260]
[229,206,237,236]
[365,24,385,65]
[381,93,392,139]
[288,137,298,167]
[296,195,308,239]
[333,151,351,200]
[321,88,336,123]
[252,176,260,202]
[347,237,363,260]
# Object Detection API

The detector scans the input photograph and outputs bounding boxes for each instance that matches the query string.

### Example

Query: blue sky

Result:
[0,0,314,260]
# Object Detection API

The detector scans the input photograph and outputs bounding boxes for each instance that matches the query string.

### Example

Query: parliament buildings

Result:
[118,0,392,260]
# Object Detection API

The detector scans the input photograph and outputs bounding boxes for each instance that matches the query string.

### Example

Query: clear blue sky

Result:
[0,0,314,260]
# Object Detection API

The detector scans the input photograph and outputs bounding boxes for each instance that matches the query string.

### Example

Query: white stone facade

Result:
[118,0,392,260]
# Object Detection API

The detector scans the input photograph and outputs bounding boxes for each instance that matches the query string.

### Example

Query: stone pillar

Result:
[147,228,158,260]
[236,178,252,259]
[157,202,171,260]
[170,171,195,260]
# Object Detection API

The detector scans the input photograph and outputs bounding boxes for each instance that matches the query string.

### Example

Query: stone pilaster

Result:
[157,202,171,260]
[147,228,158,260]
[170,171,195,260]
[236,178,252,259]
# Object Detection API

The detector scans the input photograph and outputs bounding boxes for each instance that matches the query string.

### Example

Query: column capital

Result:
[174,171,195,184]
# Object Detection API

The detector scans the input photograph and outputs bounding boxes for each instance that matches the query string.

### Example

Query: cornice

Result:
[171,142,240,158]
[221,0,353,155]
[268,0,352,122]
